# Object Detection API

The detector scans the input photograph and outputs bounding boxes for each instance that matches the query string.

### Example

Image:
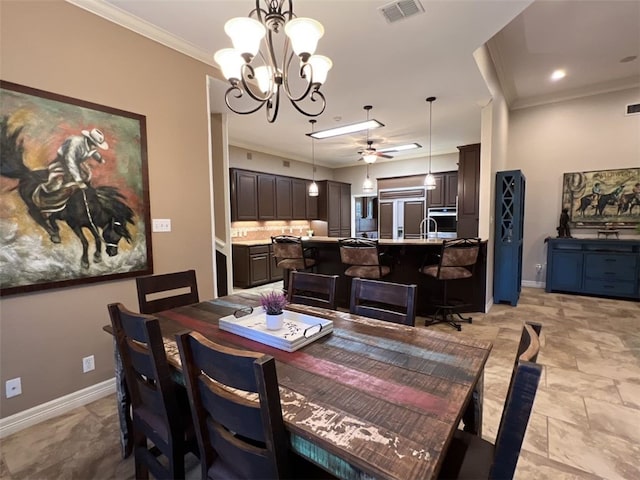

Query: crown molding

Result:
[66,0,216,67]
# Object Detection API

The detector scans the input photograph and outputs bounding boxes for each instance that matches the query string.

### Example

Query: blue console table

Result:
[545,238,640,300]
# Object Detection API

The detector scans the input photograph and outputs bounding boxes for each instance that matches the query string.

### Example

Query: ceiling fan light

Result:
[363,153,377,164]
[224,17,265,58]
[424,173,437,189]
[308,181,319,197]
[285,18,324,57]
[214,48,244,80]
[307,55,332,85]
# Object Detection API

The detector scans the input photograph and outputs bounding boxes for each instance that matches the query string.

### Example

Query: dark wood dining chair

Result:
[176,331,333,480]
[107,303,197,480]
[420,238,480,331]
[349,277,417,326]
[136,269,199,314]
[287,271,339,310]
[438,321,543,480]
[339,237,391,279]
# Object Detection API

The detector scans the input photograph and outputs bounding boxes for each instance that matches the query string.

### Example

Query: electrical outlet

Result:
[83,355,95,373]
[6,377,22,398]
[152,218,171,232]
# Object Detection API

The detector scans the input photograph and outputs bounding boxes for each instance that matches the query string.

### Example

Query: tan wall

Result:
[0,1,216,417]
[508,87,640,283]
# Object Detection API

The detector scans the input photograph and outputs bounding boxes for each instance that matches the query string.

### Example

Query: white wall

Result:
[229,145,334,180]
[508,87,640,283]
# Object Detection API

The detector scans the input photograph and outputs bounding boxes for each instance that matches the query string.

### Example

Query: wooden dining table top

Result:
[144,292,493,480]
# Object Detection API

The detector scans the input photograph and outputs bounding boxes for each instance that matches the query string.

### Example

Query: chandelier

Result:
[214,0,333,123]
[424,96,437,190]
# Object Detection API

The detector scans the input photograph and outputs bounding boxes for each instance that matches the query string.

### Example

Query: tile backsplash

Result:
[231,220,312,241]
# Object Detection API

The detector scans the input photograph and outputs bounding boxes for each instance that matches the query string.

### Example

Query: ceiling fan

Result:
[357,139,393,163]
[357,105,392,163]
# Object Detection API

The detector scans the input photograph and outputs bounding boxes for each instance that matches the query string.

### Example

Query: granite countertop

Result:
[231,236,480,246]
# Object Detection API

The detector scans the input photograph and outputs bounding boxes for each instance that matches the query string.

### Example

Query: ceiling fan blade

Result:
[379,153,394,159]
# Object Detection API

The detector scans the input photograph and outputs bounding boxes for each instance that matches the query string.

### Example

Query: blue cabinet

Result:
[546,238,640,300]
[494,170,526,305]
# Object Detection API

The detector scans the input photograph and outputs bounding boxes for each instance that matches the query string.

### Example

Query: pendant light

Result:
[424,96,437,190]
[362,163,374,193]
[308,119,319,197]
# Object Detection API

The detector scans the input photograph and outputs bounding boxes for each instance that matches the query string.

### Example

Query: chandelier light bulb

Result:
[224,17,266,58]
[309,180,319,197]
[285,17,324,58]
[424,172,436,189]
[214,48,244,80]
[254,66,275,94]
[306,55,332,85]
[363,176,374,192]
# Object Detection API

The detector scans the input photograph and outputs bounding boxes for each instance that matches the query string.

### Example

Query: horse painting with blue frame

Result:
[0,81,152,296]
[562,167,640,229]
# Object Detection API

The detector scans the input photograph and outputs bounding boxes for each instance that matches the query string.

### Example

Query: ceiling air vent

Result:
[625,103,640,116]
[379,0,425,24]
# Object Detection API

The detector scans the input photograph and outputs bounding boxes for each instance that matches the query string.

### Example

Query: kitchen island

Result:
[233,236,487,316]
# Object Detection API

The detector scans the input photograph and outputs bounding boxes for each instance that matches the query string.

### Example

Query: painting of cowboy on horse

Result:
[562,167,640,229]
[0,81,152,295]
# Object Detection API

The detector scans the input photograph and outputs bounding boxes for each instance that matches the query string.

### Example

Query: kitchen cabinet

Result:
[276,176,292,219]
[230,170,258,221]
[230,168,318,221]
[232,244,270,288]
[403,200,424,239]
[546,238,640,300]
[427,171,457,208]
[258,174,276,220]
[379,202,393,239]
[318,180,351,237]
[292,179,307,219]
[457,144,480,237]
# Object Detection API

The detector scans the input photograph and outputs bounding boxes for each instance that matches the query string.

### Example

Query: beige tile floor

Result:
[1,287,639,479]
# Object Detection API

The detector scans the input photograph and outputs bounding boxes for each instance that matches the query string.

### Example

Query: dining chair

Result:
[438,321,543,480]
[349,277,417,326]
[271,235,317,290]
[419,238,480,331]
[107,303,197,479]
[136,269,199,314]
[287,271,339,310]
[176,330,333,480]
[338,237,391,279]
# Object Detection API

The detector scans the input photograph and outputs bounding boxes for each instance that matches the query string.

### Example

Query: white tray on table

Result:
[219,309,333,352]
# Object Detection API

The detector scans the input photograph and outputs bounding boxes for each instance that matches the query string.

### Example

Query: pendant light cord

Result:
[427,96,436,174]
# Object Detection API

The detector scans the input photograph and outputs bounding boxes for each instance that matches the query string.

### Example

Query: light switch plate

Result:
[152,218,171,232]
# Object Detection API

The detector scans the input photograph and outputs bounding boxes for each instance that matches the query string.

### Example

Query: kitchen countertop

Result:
[231,236,479,246]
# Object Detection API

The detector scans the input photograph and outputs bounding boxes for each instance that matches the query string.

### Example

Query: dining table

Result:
[105,291,493,480]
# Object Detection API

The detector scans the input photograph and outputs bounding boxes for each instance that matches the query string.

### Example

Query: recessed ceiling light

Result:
[620,55,637,63]
[377,143,422,153]
[551,69,566,81]
[308,119,384,139]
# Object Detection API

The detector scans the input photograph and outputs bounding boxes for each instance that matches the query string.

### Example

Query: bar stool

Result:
[419,238,480,331]
[338,237,391,280]
[271,235,316,291]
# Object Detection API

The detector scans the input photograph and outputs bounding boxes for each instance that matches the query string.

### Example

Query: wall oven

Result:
[427,207,457,237]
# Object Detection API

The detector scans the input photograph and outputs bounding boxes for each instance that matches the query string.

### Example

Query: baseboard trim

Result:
[0,378,115,439]
[522,280,545,289]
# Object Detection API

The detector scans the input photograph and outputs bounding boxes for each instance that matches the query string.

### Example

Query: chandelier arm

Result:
[224,86,267,116]
[265,87,281,123]
[288,88,326,118]
[281,54,314,102]
[284,0,294,20]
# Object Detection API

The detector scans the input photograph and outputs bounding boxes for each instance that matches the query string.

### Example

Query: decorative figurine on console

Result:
[557,208,572,238]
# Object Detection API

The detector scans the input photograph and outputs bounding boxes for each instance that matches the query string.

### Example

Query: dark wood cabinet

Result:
[318,180,351,237]
[275,176,292,219]
[257,174,276,220]
[403,200,424,239]
[230,168,319,221]
[232,243,283,287]
[457,144,480,237]
[292,179,307,219]
[230,170,258,221]
[379,202,393,239]
[427,171,457,208]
